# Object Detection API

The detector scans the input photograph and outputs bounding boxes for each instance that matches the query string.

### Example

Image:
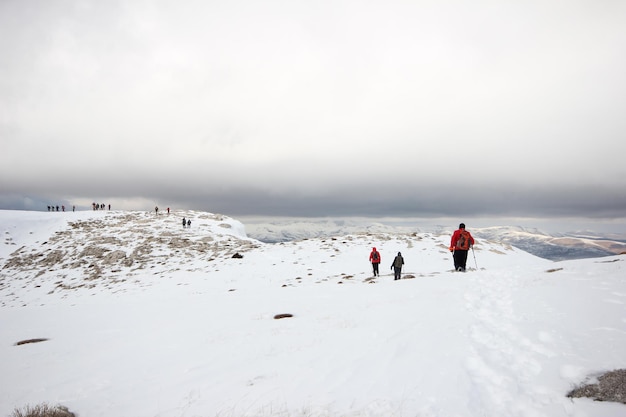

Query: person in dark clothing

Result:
[449,223,475,272]
[182,217,186,228]
[391,252,404,280]
[187,219,191,228]
[369,247,381,277]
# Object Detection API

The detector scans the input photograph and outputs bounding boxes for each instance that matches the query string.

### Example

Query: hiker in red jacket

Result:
[449,223,475,272]
[369,247,381,277]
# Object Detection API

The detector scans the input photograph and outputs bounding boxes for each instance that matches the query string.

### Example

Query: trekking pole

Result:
[471,246,478,270]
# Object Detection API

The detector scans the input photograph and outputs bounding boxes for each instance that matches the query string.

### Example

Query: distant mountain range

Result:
[472,226,626,261]
[244,220,626,261]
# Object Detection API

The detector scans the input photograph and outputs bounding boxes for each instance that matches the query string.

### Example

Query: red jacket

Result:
[369,248,381,264]
[450,229,475,250]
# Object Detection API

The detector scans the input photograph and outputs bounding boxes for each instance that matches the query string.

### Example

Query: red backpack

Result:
[457,230,471,250]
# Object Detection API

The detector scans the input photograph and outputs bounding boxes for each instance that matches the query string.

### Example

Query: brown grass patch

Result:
[11,403,75,417]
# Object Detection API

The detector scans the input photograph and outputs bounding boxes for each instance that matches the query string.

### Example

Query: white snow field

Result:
[0,209,624,417]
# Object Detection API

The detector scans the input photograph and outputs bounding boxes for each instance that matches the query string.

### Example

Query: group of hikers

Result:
[48,203,112,211]
[369,247,405,280]
[369,223,476,279]
[92,203,110,211]
[47,203,107,211]
[47,205,74,212]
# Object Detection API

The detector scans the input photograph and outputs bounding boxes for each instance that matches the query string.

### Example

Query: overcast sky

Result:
[1,0,625,222]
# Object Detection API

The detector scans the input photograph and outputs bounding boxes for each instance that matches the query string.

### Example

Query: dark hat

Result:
[459,223,465,229]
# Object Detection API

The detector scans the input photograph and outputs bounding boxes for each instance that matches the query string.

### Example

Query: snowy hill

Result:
[244,219,626,261]
[1,210,257,306]
[1,210,625,417]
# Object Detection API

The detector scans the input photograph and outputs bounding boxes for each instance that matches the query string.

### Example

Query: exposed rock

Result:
[15,338,49,346]
[567,369,626,404]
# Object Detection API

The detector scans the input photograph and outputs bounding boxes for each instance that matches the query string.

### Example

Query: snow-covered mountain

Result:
[473,226,626,261]
[244,219,626,261]
[1,210,625,417]
[243,218,418,243]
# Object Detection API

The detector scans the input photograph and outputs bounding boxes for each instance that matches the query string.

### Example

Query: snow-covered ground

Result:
[0,210,625,417]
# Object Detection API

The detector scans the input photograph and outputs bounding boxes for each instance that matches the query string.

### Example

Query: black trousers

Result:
[393,267,402,280]
[372,262,379,276]
[453,250,469,270]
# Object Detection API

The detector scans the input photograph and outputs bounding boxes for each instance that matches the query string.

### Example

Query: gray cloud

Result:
[1,0,625,222]
[195,185,626,219]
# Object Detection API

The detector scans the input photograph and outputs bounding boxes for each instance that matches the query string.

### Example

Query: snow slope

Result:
[1,210,625,417]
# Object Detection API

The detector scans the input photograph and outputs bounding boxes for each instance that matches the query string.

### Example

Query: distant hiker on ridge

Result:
[450,223,475,272]
[391,252,404,280]
[182,217,186,228]
[155,206,159,215]
[369,247,381,277]
[187,219,191,228]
